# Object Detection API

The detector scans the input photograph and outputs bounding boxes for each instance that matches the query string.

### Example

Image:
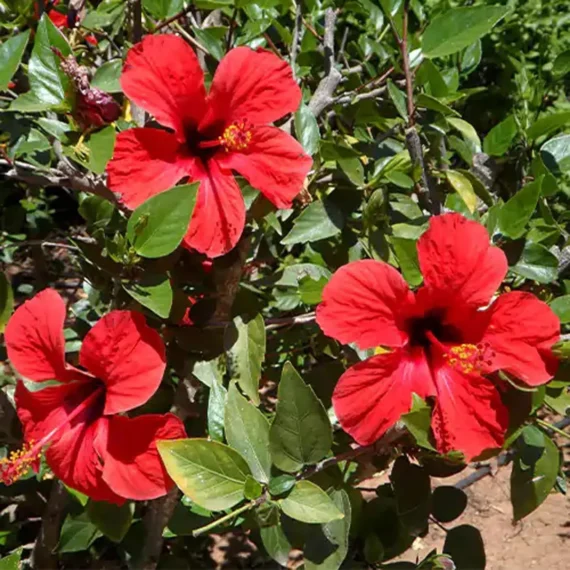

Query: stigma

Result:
[443,343,494,375]
[219,121,252,152]
[0,440,40,485]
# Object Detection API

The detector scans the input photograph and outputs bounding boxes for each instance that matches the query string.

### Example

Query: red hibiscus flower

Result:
[106,35,312,258]
[317,213,560,460]
[2,289,185,503]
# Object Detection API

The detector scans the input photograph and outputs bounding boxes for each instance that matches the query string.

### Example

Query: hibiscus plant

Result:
[1,0,570,569]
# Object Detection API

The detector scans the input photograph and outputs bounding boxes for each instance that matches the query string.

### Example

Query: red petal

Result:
[79,311,166,415]
[200,47,300,132]
[332,350,435,445]
[49,11,68,28]
[417,213,507,307]
[482,291,560,386]
[5,289,69,382]
[216,126,312,208]
[431,364,509,461]
[47,416,124,504]
[107,128,196,209]
[182,159,245,258]
[102,414,186,501]
[317,260,413,350]
[121,35,206,138]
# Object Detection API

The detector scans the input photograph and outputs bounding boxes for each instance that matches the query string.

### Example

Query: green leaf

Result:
[552,50,570,78]
[447,117,481,151]
[259,513,292,566]
[541,135,570,176]
[157,439,252,511]
[483,115,518,156]
[207,380,227,442]
[445,170,478,213]
[0,31,30,91]
[143,0,183,19]
[498,177,542,239]
[390,237,423,287]
[122,273,173,318]
[126,183,199,259]
[86,500,134,543]
[244,475,263,500]
[280,481,344,524]
[224,314,266,406]
[431,486,467,523]
[0,273,14,334]
[270,362,332,473]
[91,59,123,93]
[387,79,408,120]
[193,27,226,61]
[390,456,431,536]
[27,14,72,109]
[550,295,570,323]
[443,524,486,570]
[416,93,459,117]
[511,433,559,521]
[527,112,570,141]
[401,394,435,451]
[298,275,328,305]
[338,156,365,186]
[511,242,558,284]
[225,383,272,483]
[422,6,509,58]
[304,489,352,570]
[294,103,320,156]
[281,200,344,245]
[0,549,21,570]
[87,126,116,175]
[58,514,102,553]
[268,474,296,497]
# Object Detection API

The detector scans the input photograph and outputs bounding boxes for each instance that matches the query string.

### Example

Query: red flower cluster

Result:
[2,290,185,503]
[317,213,560,460]
[36,1,98,46]
[107,35,312,258]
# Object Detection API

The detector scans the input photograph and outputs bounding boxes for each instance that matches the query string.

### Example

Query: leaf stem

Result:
[536,418,570,440]
[192,500,259,538]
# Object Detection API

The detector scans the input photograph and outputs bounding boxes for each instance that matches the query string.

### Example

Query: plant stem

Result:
[537,418,570,440]
[192,500,259,538]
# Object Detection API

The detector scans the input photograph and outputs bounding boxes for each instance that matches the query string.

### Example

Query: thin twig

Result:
[226,6,238,51]
[154,3,194,32]
[290,0,302,81]
[172,22,210,55]
[265,311,316,330]
[129,0,145,127]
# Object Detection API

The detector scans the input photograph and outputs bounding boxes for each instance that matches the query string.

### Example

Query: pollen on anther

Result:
[444,343,487,375]
[219,121,253,152]
[0,440,40,485]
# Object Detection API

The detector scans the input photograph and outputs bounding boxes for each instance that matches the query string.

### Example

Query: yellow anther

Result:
[219,121,253,152]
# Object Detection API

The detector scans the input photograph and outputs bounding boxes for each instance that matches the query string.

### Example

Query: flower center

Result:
[444,343,484,375]
[0,385,104,485]
[218,121,252,152]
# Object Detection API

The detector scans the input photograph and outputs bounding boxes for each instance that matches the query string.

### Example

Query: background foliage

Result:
[1,0,570,568]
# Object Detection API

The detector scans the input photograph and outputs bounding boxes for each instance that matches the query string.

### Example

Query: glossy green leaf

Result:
[157,439,251,511]
[401,393,435,451]
[298,275,328,305]
[446,170,478,213]
[498,177,542,239]
[270,362,332,473]
[431,486,467,523]
[390,237,423,287]
[122,273,173,318]
[0,31,30,91]
[294,103,320,156]
[511,242,558,284]
[244,475,263,500]
[225,383,271,483]
[483,115,518,156]
[550,295,570,323]
[552,50,570,78]
[422,6,509,58]
[443,524,486,570]
[193,26,226,61]
[511,433,559,521]
[143,0,183,19]
[87,125,116,175]
[127,183,199,258]
[58,514,102,553]
[281,200,344,245]
[416,93,459,116]
[0,273,14,334]
[207,380,227,442]
[224,314,266,406]
[387,79,408,120]
[447,117,481,151]
[305,489,352,570]
[86,500,134,543]
[280,481,344,524]
[541,135,570,176]
[259,513,292,566]
[91,59,123,93]
[527,112,570,141]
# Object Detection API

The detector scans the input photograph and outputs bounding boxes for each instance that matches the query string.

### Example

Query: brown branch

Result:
[129,0,145,127]
[32,481,68,570]
[291,0,302,81]
[154,4,193,32]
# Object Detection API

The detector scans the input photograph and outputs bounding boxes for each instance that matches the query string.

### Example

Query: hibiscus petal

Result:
[79,311,166,415]
[333,350,435,446]
[431,364,509,461]
[5,289,69,382]
[182,159,246,258]
[121,34,206,138]
[200,47,301,132]
[317,260,413,350]
[102,414,186,501]
[107,128,196,209]
[216,125,312,208]
[482,291,560,386]
[47,416,124,504]
[417,213,507,307]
